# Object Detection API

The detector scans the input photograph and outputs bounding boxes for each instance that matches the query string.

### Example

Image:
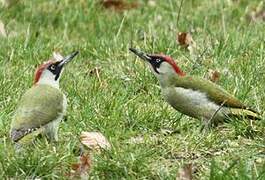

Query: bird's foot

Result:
[200,120,213,134]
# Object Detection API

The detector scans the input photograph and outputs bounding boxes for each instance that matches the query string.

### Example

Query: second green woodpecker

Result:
[129,48,261,126]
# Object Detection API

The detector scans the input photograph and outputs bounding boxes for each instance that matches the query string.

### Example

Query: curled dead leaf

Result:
[207,69,221,83]
[176,163,193,180]
[177,32,194,48]
[177,32,197,58]
[100,0,138,11]
[80,132,111,150]
[69,154,91,179]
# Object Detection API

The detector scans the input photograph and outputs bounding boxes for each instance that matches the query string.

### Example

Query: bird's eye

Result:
[50,65,56,70]
[155,59,161,63]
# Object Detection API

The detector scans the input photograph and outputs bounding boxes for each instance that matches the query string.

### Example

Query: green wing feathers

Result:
[11,85,64,141]
[172,76,261,119]
[174,76,249,108]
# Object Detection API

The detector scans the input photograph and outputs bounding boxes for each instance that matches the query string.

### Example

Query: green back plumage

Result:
[161,75,260,120]
[11,84,64,140]
[170,75,254,110]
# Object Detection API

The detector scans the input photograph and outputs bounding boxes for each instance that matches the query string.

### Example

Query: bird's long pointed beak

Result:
[129,48,151,61]
[58,51,79,67]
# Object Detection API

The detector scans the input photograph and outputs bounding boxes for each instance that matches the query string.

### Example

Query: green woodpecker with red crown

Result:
[10,51,79,146]
[129,48,261,126]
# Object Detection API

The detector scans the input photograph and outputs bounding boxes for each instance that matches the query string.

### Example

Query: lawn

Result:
[0,0,264,179]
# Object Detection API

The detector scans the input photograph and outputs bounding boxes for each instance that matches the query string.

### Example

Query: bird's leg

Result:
[43,118,61,142]
[200,118,212,133]
[201,102,226,132]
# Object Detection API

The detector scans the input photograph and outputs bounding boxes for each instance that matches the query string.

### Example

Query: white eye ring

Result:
[156,59,160,63]
[50,65,56,70]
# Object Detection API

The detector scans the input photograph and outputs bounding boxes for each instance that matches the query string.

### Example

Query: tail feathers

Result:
[15,127,44,145]
[18,129,42,145]
[229,108,261,120]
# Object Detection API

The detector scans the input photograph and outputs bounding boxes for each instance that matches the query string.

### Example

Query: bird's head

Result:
[129,48,185,78]
[34,51,79,87]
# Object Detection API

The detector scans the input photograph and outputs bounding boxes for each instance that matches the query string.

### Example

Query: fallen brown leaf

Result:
[69,154,91,179]
[177,32,193,48]
[176,163,193,180]
[207,69,221,83]
[177,32,197,58]
[100,0,138,11]
[0,20,7,37]
[80,132,111,150]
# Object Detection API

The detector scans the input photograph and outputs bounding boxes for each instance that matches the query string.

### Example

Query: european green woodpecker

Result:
[129,48,261,125]
[10,51,79,145]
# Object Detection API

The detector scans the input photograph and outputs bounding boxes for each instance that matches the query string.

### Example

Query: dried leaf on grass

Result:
[176,163,193,180]
[177,32,193,48]
[0,20,7,37]
[80,132,111,150]
[207,69,221,83]
[69,154,91,179]
[177,32,197,57]
[100,0,138,11]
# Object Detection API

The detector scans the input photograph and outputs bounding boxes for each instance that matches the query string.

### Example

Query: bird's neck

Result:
[35,70,60,89]
[156,73,178,88]
[36,78,59,89]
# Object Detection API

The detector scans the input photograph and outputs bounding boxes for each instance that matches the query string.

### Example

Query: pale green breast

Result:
[169,75,248,109]
[11,84,64,131]
[162,86,227,121]
[162,76,260,121]
[160,75,259,121]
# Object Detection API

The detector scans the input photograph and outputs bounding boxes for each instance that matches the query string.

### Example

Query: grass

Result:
[0,0,265,179]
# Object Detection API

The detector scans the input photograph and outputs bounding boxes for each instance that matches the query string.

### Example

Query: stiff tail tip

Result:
[230,108,261,120]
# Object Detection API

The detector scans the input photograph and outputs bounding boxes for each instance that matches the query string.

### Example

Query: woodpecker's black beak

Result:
[58,51,79,68]
[51,51,79,81]
[129,48,151,62]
